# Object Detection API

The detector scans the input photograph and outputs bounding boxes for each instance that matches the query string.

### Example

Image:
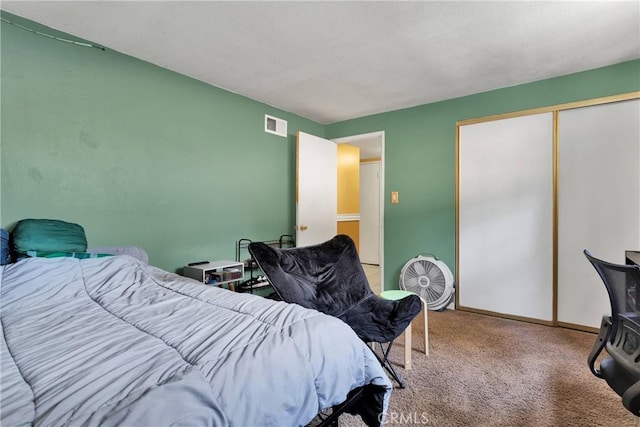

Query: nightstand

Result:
[183,260,244,291]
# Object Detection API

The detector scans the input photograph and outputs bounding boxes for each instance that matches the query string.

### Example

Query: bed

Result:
[1,239,392,426]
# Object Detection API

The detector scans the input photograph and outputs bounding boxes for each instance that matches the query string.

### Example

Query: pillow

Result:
[1,228,10,265]
[87,246,149,264]
[24,250,112,259]
[11,219,88,256]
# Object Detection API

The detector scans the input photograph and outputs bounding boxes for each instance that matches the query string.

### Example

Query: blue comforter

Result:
[1,256,391,426]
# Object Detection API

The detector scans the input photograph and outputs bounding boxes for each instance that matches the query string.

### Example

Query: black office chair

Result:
[584,249,640,416]
[249,235,422,388]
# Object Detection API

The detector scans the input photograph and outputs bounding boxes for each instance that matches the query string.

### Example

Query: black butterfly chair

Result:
[249,234,422,388]
[584,249,640,416]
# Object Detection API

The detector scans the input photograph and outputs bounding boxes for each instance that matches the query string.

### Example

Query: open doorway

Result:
[333,131,385,293]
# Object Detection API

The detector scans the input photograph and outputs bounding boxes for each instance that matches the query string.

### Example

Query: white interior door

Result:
[557,99,640,329]
[296,131,337,247]
[360,162,380,264]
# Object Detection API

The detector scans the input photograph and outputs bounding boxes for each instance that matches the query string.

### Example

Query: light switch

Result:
[391,191,399,204]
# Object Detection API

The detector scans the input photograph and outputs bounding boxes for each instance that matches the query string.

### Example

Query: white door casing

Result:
[333,131,385,289]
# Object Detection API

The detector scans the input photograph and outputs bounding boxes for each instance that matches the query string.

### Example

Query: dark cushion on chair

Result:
[249,235,422,343]
[601,356,639,398]
[339,293,423,343]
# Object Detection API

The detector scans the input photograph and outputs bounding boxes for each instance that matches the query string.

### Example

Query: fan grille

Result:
[400,256,454,311]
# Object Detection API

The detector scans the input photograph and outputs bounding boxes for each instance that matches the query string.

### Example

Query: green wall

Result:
[0,12,324,271]
[327,60,640,289]
[2,11,638,285]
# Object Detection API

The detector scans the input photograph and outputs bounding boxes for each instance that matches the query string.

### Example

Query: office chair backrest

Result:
[584,249,640,416]
[584,250,640,338]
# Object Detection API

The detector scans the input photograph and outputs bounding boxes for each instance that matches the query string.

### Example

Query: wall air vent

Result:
[265,114,287,137]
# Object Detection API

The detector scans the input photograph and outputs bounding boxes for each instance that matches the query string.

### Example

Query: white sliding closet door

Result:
[458,113,554,321]
[557,99,640,329]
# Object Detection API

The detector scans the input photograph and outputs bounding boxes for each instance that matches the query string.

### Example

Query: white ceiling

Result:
[2,1,639,124]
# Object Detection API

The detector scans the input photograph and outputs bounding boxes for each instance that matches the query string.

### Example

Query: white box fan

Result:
[399,254,455,311]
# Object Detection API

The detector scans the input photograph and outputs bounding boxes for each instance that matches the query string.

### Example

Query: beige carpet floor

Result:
[339,309,638,427]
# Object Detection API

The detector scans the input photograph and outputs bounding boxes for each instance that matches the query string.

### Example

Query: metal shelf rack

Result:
[235,234,295,293]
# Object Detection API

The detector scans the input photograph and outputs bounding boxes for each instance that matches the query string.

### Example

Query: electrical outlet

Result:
[391,191,399,204]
